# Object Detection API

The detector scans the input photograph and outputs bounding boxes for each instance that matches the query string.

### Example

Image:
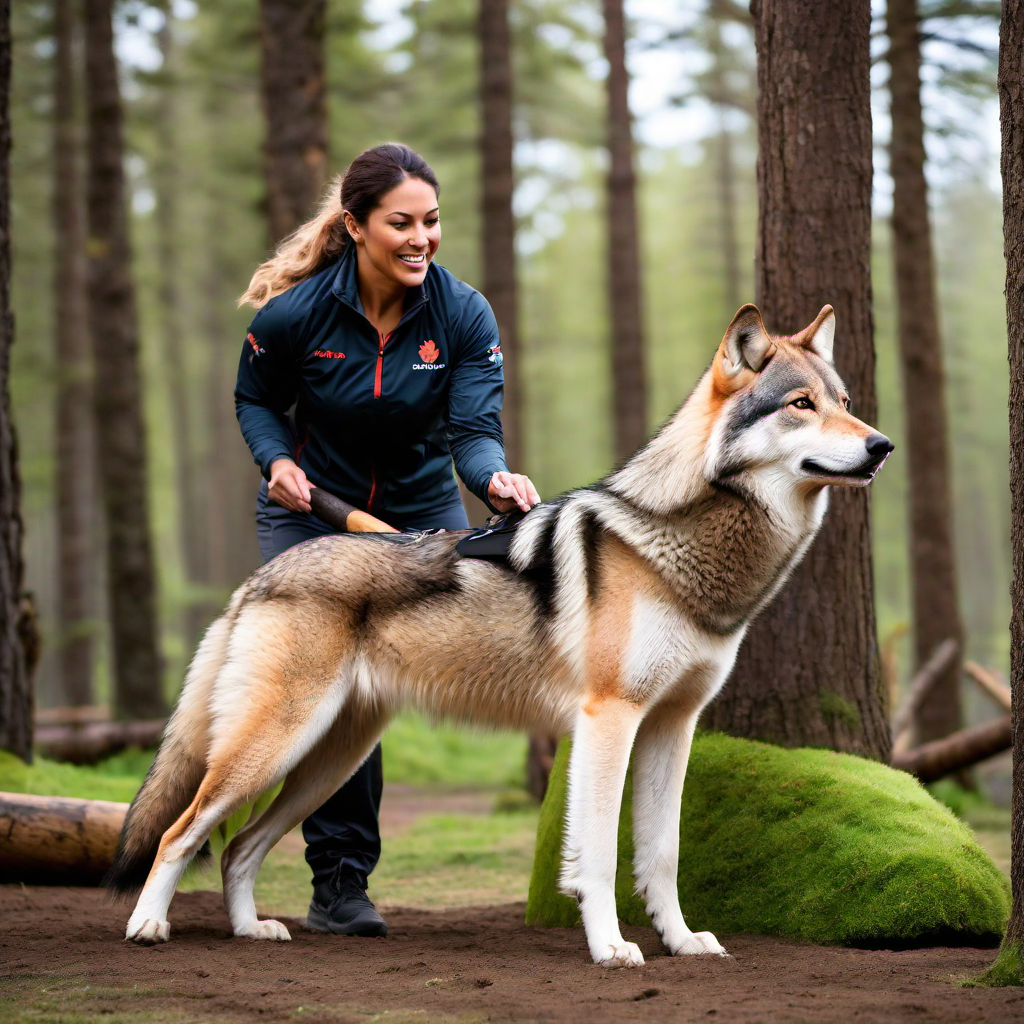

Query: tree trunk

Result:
[996,0,1024,971]
[0,0,32,762]
[705,0,890,760]
[258,0,327,247]
[886,0,964,748]
[83,0,166,720]
[706,8,741,311]
[53,0,96,708]
[478,0,521,469]
[603,0,646,459]
[154,7,207,656]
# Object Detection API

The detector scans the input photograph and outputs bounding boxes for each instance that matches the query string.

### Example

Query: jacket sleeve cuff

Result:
[260,449,298,481]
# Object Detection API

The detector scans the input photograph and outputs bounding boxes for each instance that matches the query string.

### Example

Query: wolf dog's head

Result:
[708,303,893,492]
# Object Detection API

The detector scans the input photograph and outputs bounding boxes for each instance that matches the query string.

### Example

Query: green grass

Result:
[965,941,1024,987]
[180,804,540,915]
[0,712,527,804]
[527,732,1010,945]
[0,748,152,803]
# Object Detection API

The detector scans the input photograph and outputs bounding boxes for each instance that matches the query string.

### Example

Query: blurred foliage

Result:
[8,1,1011,770]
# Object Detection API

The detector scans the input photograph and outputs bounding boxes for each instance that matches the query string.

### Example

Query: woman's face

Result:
[347,176,441,293]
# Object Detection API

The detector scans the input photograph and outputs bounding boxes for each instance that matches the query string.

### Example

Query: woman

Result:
[235,144,539,938]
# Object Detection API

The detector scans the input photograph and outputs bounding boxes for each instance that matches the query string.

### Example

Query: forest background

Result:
[7,0,1009,795]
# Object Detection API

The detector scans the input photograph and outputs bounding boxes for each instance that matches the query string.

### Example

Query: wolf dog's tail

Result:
[103,614,231,898]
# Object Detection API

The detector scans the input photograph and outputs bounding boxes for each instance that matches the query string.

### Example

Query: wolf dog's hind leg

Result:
[631,702,726,957]
[560,700,645,967]
[126,641,353,943]
[220,705,390,940]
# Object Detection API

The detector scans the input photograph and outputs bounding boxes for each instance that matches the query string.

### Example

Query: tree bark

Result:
[0,791,127,884]
[886,0,964,748]
[705,0,890,760]
[997,0,1024,963]
[154,6,207,656]
[892,717,1011,785]
[0,0,32,761]
[708,10,742,312]
[83,0,166,720]
[258,0,327,247]
[53,0,96,708]
[603,0,647,459]
[478,0,521,469]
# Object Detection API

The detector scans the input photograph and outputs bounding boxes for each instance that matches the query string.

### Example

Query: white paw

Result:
[235,919,291,941]
[126,918,170,944]
[669,930,728,957]
[593,941,645,967]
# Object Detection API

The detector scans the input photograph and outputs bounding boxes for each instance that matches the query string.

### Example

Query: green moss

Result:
[818,690,861,731]
[965,941,1024,987]
[527,732,1010,945]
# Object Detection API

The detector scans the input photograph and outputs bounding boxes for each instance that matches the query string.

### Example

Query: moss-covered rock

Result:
[526,732,1010,945]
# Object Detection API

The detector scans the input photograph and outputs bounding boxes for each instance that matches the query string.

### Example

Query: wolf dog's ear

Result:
[721,303,774,375]
[794,305,836,363]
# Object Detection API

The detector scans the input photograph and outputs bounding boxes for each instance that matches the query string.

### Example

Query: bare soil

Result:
[2,886,1023,1024]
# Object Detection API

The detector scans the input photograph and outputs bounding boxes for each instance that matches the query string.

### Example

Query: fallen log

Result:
[891,716,1012,784]
[890,638,959,755]
[963,660,1012,713]
[34,718,165,765]
[0,792,128,885]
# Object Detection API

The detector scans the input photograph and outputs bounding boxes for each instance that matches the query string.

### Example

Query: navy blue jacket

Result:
[235,244,508,519]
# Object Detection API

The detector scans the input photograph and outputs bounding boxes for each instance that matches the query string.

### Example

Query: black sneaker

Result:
[306,871,388,937]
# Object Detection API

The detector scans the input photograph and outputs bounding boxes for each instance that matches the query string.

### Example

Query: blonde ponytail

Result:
[238,175,349,310]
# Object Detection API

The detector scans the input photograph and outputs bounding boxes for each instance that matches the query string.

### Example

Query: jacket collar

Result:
[330,242,428,320]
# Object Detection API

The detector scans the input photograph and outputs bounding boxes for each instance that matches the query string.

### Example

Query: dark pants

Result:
[255,482,469,887]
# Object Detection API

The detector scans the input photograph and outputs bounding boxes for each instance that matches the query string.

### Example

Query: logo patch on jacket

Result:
[247,332,265,357]
[413,339,446,371]
[313,349,346,359]
[488,344,503,367]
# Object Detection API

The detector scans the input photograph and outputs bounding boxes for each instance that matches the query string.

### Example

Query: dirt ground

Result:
[2,886,1023,1024]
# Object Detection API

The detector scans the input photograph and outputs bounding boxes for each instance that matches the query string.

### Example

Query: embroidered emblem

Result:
[419,340,440,363]
[247,332,265,356]
[313,349,346,359]
[488,344,503,368]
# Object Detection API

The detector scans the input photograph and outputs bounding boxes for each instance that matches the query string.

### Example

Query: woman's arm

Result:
[234,298,301,482]
[448,290,538,513]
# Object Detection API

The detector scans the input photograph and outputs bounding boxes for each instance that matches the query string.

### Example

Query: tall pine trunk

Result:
[83,0,166,720]
[0,0,33,760]
[886,0,964,747]
[706,7,741,311]
[992,0,1024,978]
[53,0,95,708]
[704,0,890,760]
[258,0,327,247]
[154,7,207,656]
[478,0,521,469]
[602,0,646,459]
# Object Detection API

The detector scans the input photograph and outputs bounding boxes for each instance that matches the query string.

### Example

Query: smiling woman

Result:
[231,142,539,943]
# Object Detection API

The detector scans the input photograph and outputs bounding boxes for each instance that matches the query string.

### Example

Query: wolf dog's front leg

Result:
[560,700,644,967]
[631,705,727,957]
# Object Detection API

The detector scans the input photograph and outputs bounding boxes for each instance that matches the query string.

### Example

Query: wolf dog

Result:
[106,303,892,966]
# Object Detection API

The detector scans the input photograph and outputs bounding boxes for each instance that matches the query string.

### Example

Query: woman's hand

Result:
[269,458,313,513]
[488,471,541,513]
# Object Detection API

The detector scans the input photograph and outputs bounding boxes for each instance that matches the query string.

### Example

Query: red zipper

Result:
[373,329,393,398]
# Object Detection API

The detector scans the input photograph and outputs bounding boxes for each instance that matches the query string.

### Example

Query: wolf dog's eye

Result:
[791,397,815,411]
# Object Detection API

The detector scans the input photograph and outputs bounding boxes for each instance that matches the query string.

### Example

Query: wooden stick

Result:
[963,660,1012,713]
[891,717,1011,783]
[308,487,398,533]
[0,792,128,885]
[890,637,959,750]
